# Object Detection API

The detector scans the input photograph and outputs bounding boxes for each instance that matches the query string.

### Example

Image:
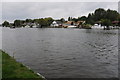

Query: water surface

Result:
[2,27,118,78]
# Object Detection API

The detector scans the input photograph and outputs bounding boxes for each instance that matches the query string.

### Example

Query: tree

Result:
[2,21,9,27]
[106,9,119,21]
[118,16,120,27]
[86,8,119,26]
[44,17,54,26]
[33,19,39,24]
[78,16,87,21]
[38,18,47,28]
[60,18,65,23]
[86,13,95,25]
[25,19,33,23]
[72,18,78,22]
[13,20,22,27]
[68,17,71,21]
[101,19,111,30]
[94,8,106,21]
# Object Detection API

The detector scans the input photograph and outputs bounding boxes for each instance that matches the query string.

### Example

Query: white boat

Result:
[92,24,104,29]
[67,25,77,28]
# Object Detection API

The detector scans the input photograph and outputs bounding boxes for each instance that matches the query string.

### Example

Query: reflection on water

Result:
[2,27,118,78]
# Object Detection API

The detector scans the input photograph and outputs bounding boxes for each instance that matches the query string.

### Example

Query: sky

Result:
[1,0,120,2]
[1,0,120,23]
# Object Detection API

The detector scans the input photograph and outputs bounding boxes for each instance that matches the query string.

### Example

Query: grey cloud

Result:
[2,2,118,23]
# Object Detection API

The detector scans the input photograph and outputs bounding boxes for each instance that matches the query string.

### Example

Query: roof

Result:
[112,21,119,24]
[66,21,74,24]
[53,20,62,24]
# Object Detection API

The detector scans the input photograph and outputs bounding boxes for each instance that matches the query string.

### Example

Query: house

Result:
[66,21,75,25]
[24,25,30,28]
[50,21,62,27]
[62,21,85,28]
[32,23,37,28]
[62,21,75,28]
[112,21,119,25]
[75,21,85,26]
[22,22,41,28]
[112,21,120,29]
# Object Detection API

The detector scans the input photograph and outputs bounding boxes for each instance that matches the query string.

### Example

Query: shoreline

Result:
[1,50,45,80]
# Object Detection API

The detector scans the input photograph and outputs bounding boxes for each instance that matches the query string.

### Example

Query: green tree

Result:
[68,17,71,21]
[94,8,106,21]
[68,17,72,21]
[33,19,39,24]
[86,13,95,25]
[101,19,111,30]
[106,9,119,21]
[60,18,65,23]
[25,19,33,23]
[78,16,87,21]
[38,18,46,28]
[44,17,54,26]
[13,20,22,27]
[118,17,120,27]
[2,21,10,27]
[72,18,78,22]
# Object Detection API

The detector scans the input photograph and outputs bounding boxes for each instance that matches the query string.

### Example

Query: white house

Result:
[92,24,104,29]
[51,21,62,27]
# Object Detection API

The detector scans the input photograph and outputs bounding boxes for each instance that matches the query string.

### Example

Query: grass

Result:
[1,50,44,79]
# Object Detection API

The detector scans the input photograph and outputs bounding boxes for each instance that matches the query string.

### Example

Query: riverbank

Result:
[1,50,44,79]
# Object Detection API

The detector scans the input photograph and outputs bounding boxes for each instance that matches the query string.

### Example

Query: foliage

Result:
[101,19,111,26]
[81,24,92,29]
[60,18,65,23]
[72,18,78,22]
[68,17,72,21]
[2,21,10,27]
[69,8,119,26]
[106,9,119,21]
[87,8,119,25]
[118,18,120,26]
[94,8,106,21]
[25,19,33,23]
[44,17,54,26]
[78,16,87,21]
[101,19,111,30]
[13,20,22,27]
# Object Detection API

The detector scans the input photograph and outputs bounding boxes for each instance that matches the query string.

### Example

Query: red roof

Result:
[112,21,119,24]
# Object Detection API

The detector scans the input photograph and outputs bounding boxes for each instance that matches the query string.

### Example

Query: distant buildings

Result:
[50,21,62,27]
[50,20,86,28]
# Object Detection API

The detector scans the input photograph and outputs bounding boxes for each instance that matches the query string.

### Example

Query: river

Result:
[1,27,118,78]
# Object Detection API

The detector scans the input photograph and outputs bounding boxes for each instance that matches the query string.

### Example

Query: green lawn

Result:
[1,50,44,79]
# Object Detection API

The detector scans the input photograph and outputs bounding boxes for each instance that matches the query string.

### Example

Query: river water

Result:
[1,27,118,78]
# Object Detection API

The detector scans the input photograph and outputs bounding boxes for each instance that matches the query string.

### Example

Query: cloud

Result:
[2,0,120,2]
[0,2,2,23]
[2,2,118,23]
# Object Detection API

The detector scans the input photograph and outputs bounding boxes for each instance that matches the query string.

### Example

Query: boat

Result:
[67,25,77,28]
[92,24,104,29]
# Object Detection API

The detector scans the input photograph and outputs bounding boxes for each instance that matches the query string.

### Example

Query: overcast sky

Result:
[1,2,119,23]
[1,0,120,2]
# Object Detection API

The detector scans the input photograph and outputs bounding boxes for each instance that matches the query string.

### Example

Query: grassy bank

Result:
[1,50,44,79]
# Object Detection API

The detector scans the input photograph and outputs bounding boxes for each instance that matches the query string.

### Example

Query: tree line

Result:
[2,17,54,28]
[68,8,120,29]
[2,8,120,29]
